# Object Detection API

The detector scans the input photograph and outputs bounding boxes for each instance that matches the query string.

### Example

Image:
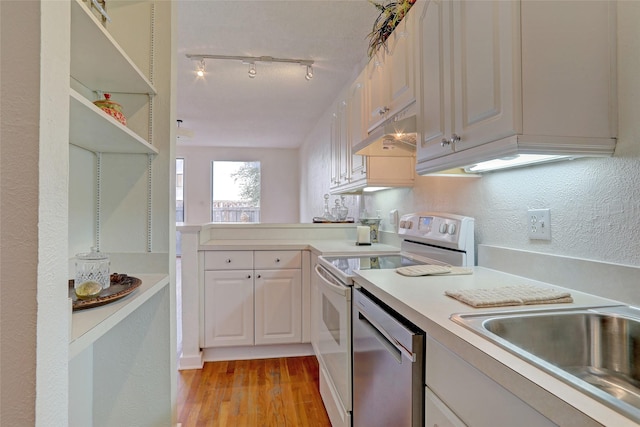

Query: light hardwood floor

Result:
[177,356,332,426]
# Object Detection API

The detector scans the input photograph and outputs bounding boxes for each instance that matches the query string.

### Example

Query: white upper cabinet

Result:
[416,0,617,174]
[364,5,417,133]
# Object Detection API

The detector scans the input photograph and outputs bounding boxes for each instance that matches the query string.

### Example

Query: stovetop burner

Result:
[322,254,430,277]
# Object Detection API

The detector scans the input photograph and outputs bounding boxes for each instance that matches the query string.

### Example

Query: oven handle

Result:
[356,305,417,363]
[315,265,349,297]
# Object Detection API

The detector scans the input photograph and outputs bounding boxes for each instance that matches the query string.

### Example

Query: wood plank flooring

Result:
[177,356,332,427]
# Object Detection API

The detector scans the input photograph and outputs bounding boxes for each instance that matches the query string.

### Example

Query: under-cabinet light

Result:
[363,187,390,192]
[464,154,572,173]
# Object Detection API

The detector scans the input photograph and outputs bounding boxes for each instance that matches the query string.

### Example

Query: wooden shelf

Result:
[70,0,156,95]
[69,89,159,154]
[69,273,169,359]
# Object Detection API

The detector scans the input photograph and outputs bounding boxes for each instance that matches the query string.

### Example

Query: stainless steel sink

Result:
[451,305,640,422]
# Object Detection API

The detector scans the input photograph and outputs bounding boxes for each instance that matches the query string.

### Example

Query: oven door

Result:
[314,264,352,426]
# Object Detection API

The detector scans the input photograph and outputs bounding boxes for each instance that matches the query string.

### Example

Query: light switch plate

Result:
[528,209,551,240]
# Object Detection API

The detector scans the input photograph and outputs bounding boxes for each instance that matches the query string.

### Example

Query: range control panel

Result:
[398,212,474,251]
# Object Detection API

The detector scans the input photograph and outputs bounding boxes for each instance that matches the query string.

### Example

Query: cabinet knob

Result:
[257,274,261,279]
[247,274,252,279]
[225,259,232,263]
[441,138,451,147]
[451,133,461,143]
[378,106,390,115]
[275,258,280,263]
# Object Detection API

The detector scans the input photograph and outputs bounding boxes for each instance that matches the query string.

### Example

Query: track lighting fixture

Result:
[187,54,314,81]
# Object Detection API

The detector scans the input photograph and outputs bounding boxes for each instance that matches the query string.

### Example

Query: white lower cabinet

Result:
[204,270,254,347]
[425,388,466,427]
[425,336,555,427]
[203,250,302,348]
[255,269,302,345]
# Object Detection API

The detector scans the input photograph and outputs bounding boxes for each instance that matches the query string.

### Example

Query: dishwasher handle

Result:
[356,305,417,363]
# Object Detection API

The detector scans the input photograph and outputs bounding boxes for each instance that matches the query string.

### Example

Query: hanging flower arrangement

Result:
[367,0,416,58]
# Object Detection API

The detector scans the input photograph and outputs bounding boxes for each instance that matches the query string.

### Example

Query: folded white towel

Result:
[445,285,573,308]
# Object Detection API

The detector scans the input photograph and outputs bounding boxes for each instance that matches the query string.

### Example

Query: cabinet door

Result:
[330,111,340,188]
[450,0,520,152]
[417,0,454,163]
[365,53,390,132]
[337,98,350,184]
[387,9,416,116]
[254,269,302,345]
[204,270,254,347]
[348,72,367,179]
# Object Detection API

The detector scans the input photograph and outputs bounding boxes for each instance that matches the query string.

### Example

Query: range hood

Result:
[353,114,417,157]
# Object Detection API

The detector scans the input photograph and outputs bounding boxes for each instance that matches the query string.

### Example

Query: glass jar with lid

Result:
[75,247,110,299]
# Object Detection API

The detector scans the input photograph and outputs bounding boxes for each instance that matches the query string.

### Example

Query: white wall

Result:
[1,2,70,426]
[177,145,300,224]
[300,1,640,268]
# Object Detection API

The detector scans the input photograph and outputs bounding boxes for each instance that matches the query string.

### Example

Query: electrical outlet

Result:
[528,209,551,240]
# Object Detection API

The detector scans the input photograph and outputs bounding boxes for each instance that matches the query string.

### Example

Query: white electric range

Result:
[313,212,475,427]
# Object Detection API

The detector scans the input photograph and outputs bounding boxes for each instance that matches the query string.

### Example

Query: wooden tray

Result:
[69,273,142,311]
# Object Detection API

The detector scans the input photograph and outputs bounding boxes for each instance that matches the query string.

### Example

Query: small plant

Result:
[367,0,416,58]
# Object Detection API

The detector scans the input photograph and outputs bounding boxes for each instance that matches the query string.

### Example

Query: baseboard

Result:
[203,343,314,362]
[178,351,204,370]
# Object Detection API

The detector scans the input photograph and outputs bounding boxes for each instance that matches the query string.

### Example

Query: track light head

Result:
[305,64,314,81]
[196,59,205,77]
[248,62,257,78]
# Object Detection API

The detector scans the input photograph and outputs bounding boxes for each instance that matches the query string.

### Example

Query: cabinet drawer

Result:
[254,250,301,269]
[204,251,253,270]
[426,336,555,427]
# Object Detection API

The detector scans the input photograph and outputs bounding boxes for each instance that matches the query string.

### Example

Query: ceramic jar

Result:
[93,93,127,126]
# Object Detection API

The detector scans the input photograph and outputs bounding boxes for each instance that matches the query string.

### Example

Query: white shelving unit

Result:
[66,1,175,425]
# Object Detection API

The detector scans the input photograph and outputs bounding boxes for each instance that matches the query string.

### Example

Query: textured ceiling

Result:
[177,1,379,148]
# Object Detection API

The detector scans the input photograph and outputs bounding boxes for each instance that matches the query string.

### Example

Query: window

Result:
[211,161,260,223]
[176,158,185,222]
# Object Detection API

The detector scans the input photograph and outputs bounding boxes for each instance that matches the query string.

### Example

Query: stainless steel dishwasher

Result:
[352,287,425,427]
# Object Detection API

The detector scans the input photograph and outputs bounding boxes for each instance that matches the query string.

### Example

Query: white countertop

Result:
[353,266,637,427]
